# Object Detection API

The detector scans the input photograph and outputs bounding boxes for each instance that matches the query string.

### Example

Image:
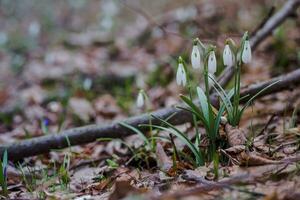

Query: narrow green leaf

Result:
[196,87,210,124]
[240,80,281,116]
[209,74,233,113]
[213,104,226,138]
[143,123,203,166]
[119,122,150,147]
[2,150,7,171]
[176,106,209,130]
[0,159,4,185]
[180,95,203,117]
[144,115,204,165]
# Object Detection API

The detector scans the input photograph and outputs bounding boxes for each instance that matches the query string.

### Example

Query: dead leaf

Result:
[109,181,143,200]
[156,143,173,172]
[69,97,95,122]
[225,124,247,147]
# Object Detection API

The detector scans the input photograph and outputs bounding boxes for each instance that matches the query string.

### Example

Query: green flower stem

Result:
[143,93,156,152]
[203,56,216,160]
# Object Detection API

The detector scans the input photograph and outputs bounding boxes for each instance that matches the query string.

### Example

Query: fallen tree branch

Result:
[2,68,300,161]
[155,155,300,199]
[155,164,289,200]
[218,0,300,87]
[1,0,299,161]
[251,0,300,50]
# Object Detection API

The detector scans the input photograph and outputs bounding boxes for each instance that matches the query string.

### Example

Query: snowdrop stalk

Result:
[136,89,156,151]
[204,46,217,162]
[204,48,215,139]
[232,32,251,125]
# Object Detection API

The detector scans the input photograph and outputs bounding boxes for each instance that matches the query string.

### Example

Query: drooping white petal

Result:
[176,64,182,85]
[136,91,144,108]
[223,44,233,67]
[208,51,217,74]
[242,40,252,64]
[176,63,187,86]
[191,45,201,69]
[181,66,187,86]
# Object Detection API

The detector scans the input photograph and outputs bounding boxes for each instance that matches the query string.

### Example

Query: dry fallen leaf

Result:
[69,97,95,122]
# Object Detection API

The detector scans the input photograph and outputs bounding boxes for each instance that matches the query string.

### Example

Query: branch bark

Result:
[1,0,299,161]
[217,0,300,87]
[251,0,300,50]
[2,68,300,161]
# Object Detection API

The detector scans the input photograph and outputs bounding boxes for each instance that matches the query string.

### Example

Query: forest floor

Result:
[0,0,300,199]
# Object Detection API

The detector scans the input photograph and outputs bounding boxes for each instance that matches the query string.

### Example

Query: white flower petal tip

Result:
[242,40,252,64]
[223,44,234,67]
[136,91,144,108]
[191,45,202,69]
[176,63,187,87]
[208,51,217,74]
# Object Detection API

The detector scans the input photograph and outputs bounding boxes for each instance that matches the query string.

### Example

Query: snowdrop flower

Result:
[191,45,202,69]
[242,40,251,64]
[208,51,217,74]
[136,90,145,108]
[176,61,187,86]
[223,44,234,67]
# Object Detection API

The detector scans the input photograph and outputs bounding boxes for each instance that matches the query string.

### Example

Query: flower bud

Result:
[223,44,234,67]
[136,90,144,108]
[176,60,187,87]
[208,51,217,74]
[242,40,251,64]
[191,45,202,69]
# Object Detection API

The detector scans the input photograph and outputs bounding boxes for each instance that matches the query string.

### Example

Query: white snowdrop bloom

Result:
[176,63,187,86]
[191,45,202,69]
[136,91,144,108]
[28,21,40,37]
[242,40,252,64]
[208,51,217,74]
[223,44,234,67]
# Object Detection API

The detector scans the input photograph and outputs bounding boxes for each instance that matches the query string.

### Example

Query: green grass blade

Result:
[240,80,281,117]
[0,150,7,196]
[119,122,150,147]
[213,104,225,138]
[289,106,298,128]
[209,74,234,114]
[2,150,7,183]
[143,123,203,166]
[180,95,204,117]
[144,115,204,165]
[176,106,209,130]
[237,80,281,123]
[0,159,3,187]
